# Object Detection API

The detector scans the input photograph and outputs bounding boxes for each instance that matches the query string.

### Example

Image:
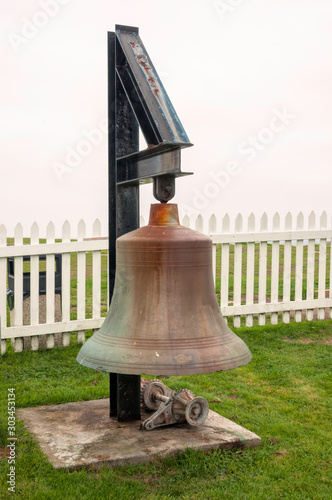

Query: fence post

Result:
[30,222,40,350]
[330,215,332,320]
[258,213,268,326]
[46,222,55,349]
[246,213,255,327]
[13,223,23,352]
[62,220,71,347]
[0,224,7,355]
[318,211,327,320]
[306,211,316,321]
[271,213,280,325]
[209,214,217,285]
[295,212,304,322]
[77,219,86,344]
[233,214,243,328]
[282,212,292,324]
[220,214,230,324]
[92,219,102,327]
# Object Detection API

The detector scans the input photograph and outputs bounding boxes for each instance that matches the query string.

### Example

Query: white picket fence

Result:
[1,211,331,354]
[0,219,108,354]
[208,211,332,328]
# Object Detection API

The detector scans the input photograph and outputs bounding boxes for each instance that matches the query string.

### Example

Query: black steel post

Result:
[109,372,117,418]
[115,66,141,421]
[108,29,141,421]
[117,374,141,422]
[107,31,118,418]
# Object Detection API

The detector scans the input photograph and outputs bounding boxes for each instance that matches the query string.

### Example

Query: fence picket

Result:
[295,212,304,322]
[0,224,7,355]
[209,214,217,284]
[233,214,243,328]
[306,212,316,321]
[13,224,23,352]
[220,214,230,324]
[45,222,55,349]
[330,215,332,319]
[318,212,327,320]
[246,213,255,327]
[282,213,292,323]
[92,219,102,322]
[195,214,204,232]
[271,213,280,325]
[140,215,146,227]
[259,213,268,326]
[61,221,71,347]
[182,215,190,228]
[30,222,39,350]
[77,219,86,344]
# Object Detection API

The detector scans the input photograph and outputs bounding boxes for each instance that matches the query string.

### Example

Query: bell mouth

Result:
[148,203,180,226]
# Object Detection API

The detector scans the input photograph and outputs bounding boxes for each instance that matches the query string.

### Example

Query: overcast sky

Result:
[1,0,332,236]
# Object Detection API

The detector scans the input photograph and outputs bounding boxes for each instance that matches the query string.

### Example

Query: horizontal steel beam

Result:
[117,145,192,185]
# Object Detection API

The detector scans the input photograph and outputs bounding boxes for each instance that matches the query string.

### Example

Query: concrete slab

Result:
[17,399,261,470]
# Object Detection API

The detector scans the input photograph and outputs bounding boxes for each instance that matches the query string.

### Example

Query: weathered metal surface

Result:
[141,379,209,430]
[117,374,141,422]
[114,24,193,187]
[109,372,117,418]
[77,204,252,376]
[153,174,176,203]
[117,147,192,186]
[115,24,192,147]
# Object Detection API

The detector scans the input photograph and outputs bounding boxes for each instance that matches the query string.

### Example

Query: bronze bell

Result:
[77,203,252,375]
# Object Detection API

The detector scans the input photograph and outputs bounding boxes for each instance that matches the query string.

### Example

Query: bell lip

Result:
[76,349,252,376]
[148,203,180,226]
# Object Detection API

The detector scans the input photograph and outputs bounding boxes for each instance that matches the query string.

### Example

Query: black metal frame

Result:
[108,25,193,421]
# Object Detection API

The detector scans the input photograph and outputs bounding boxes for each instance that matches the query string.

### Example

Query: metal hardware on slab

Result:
[140,379,209,431]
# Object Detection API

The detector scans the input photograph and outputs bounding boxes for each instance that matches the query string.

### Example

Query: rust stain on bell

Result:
[77,204,252,375]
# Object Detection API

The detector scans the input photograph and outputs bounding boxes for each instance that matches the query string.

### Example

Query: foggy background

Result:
[1,0,331,236]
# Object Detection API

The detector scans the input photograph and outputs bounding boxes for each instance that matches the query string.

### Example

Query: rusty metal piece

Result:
[140,380,209,430]
[141,379,173,411]
[185,397,209,426]
[117,148,192,186]
[77,203,252,376]
[115,25,192,146]
[153,174,176,203]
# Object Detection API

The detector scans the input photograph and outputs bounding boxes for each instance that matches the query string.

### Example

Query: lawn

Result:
[1,321,331,499]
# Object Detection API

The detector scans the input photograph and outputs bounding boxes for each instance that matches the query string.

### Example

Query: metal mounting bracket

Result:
[114,24,193,188]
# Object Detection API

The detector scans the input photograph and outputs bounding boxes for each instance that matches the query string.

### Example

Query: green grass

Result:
[1,321,331,499]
